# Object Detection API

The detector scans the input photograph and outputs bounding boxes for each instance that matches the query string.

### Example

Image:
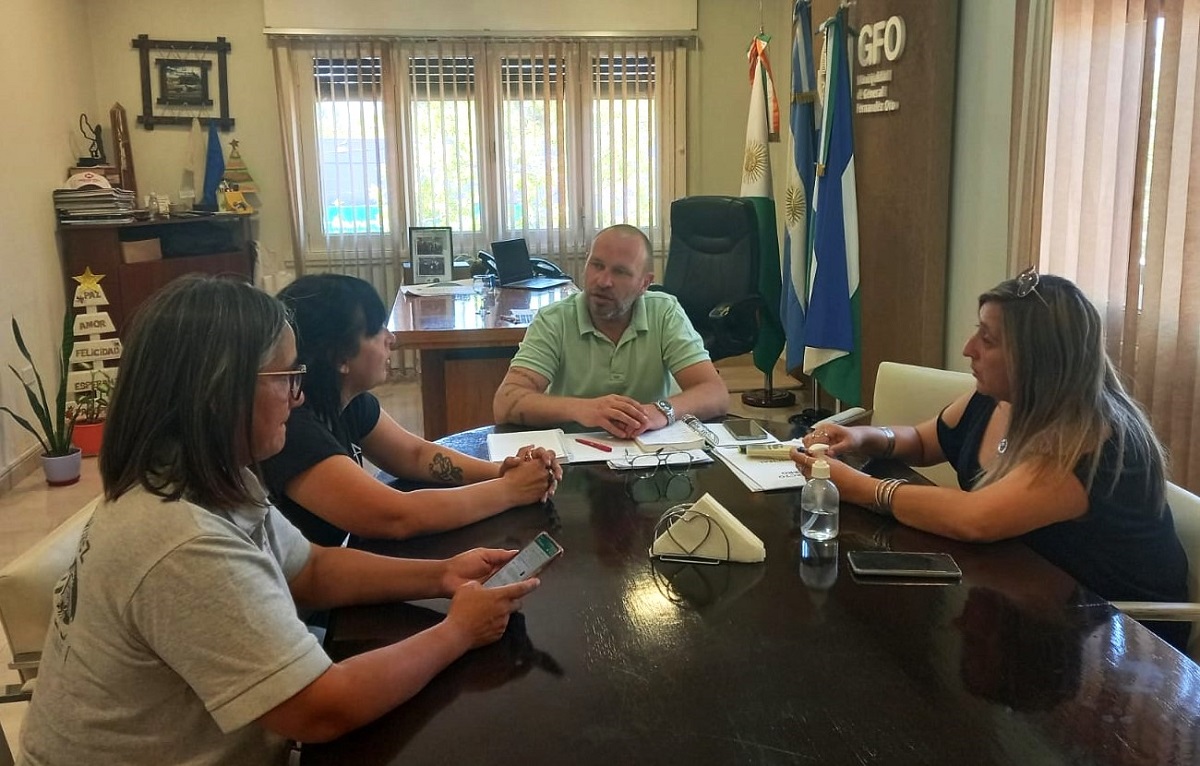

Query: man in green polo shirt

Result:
[493,224,729,438]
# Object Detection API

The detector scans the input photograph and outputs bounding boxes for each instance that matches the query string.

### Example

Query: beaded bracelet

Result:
[879,426,896,458]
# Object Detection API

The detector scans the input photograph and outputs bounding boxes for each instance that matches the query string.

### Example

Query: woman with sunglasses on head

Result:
[19,276,537,765]
[261,274,561,548]
[793,271,1189,649]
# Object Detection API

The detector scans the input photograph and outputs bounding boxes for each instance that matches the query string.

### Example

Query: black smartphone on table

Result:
[725,419,768,441]
[484,532,564,588]
[847,551,962,579]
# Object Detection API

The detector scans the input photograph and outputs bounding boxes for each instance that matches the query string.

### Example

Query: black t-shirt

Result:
[937,393,1190,649]
[260,393,382,547]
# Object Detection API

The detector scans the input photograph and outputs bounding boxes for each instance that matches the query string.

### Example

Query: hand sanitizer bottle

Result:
[800,443,839,540]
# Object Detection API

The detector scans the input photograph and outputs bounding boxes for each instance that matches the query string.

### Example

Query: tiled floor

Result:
[0,358,803,755]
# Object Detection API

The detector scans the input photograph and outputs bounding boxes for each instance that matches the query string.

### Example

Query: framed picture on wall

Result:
[409,226,454,283]
[157,59,212,106]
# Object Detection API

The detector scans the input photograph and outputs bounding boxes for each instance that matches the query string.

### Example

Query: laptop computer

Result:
[491,239,572,290]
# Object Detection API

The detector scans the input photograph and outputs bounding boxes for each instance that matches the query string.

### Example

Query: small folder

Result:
[650,493,765,563]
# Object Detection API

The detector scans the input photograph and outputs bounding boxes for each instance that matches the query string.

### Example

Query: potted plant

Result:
[1,312,81,485]
[70,369,112,457]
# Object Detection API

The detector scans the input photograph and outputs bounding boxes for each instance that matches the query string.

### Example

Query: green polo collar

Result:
[575,292,648,346]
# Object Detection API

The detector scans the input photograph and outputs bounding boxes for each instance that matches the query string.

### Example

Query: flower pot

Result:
[72,421,106,457]
[41,448,82,486]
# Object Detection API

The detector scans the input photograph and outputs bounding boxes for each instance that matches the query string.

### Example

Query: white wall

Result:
[264,0,697,33]
[945,0,1016,370]
[82,0,293,277]
[690,0,794,199]
[0,0,97,477]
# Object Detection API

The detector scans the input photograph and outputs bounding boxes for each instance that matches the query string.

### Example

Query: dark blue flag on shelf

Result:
[200,121,225,209]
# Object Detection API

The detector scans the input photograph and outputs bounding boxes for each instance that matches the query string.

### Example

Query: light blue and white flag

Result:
[803,7,861,405]
[781,0,820,376]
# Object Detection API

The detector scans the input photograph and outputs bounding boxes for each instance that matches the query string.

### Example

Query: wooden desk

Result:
[305,427,1200,765]
[388,284,578,439]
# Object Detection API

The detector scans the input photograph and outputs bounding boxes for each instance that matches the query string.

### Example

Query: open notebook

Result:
[634,416,778,451]
[486,429,713,465]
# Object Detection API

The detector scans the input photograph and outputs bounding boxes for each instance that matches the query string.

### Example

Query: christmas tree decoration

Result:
[223,139,259,194]
[68,267,121,413]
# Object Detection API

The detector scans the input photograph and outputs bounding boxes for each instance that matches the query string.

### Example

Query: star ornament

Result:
[72,267,106,291]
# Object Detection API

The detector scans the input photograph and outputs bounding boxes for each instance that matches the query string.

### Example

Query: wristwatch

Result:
[654,400,676,426]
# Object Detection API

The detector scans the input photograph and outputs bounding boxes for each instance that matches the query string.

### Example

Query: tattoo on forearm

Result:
[499,381,536,424]
[429,452,465,484]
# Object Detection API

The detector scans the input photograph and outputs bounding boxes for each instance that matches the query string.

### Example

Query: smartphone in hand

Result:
[484,532,564,588]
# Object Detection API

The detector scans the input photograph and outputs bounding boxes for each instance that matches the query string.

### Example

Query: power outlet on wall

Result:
[16,365,35,387]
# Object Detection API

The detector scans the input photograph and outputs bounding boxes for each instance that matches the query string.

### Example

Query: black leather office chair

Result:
[655,196,762,362]
[477,250,568,279]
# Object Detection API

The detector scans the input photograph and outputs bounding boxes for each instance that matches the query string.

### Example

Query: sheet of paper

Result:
[495,308,539,326]
[560,432,636,463]
[486,429,569,463]
[713,445,806,492]
[402,280,474,296]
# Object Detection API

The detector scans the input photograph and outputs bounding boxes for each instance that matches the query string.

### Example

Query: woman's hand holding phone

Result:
[443,579,540,650]
[441,548,519,595]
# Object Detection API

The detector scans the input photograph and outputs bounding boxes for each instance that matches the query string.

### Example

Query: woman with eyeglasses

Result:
[19,276,538,764]
[260,274,561,548]
[794,271,1189,649]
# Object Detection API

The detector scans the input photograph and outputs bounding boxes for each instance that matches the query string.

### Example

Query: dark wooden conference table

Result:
[303,426,1200,765]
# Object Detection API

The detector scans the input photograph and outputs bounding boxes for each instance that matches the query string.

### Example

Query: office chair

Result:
[1111,481,1200,663]
[0,496,98,760]
[476,250,569,279]
[871,361,977,487]
[655,196,795,406]
[657,196,762,361]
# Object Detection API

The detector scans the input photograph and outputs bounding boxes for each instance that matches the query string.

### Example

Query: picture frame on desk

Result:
[409,226,453,283]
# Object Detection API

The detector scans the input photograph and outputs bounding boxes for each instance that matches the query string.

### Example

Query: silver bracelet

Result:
[879,426,896,458]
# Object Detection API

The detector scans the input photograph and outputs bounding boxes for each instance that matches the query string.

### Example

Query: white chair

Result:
[1111,482,1200,662]
[870,361,976,487]
[0,496,98,760]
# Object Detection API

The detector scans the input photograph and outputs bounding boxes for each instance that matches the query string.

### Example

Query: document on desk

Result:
[486,430,714,466]
[713,444,806,492]
[487,429,629,464]
[402,280,474,296]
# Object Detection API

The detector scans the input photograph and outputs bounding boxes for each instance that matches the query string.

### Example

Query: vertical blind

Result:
[1035,0,1200,490]
[272,35,688,297]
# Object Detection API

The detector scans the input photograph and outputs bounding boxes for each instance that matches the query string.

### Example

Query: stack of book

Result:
[53,187,137,225]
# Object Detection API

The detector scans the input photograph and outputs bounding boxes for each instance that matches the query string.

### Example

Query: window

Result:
[312,58,389,235]
[408,55,481,234]
[281,36,686,273]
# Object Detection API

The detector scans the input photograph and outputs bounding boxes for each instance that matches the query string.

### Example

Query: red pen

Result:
[575,437,613,453]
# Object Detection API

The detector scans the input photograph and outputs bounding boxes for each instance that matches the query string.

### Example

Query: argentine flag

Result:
[781,0,820,377]
[802,7,862,405]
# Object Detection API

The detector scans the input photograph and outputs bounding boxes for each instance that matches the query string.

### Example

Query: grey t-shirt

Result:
[18,472,332,766]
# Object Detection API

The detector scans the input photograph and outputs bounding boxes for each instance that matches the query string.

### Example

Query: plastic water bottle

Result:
[801,443,839,540]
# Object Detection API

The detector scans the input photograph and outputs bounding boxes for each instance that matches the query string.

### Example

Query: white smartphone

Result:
[847,551,962,579]
[725,419,768,441]
[484,532,564,588]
